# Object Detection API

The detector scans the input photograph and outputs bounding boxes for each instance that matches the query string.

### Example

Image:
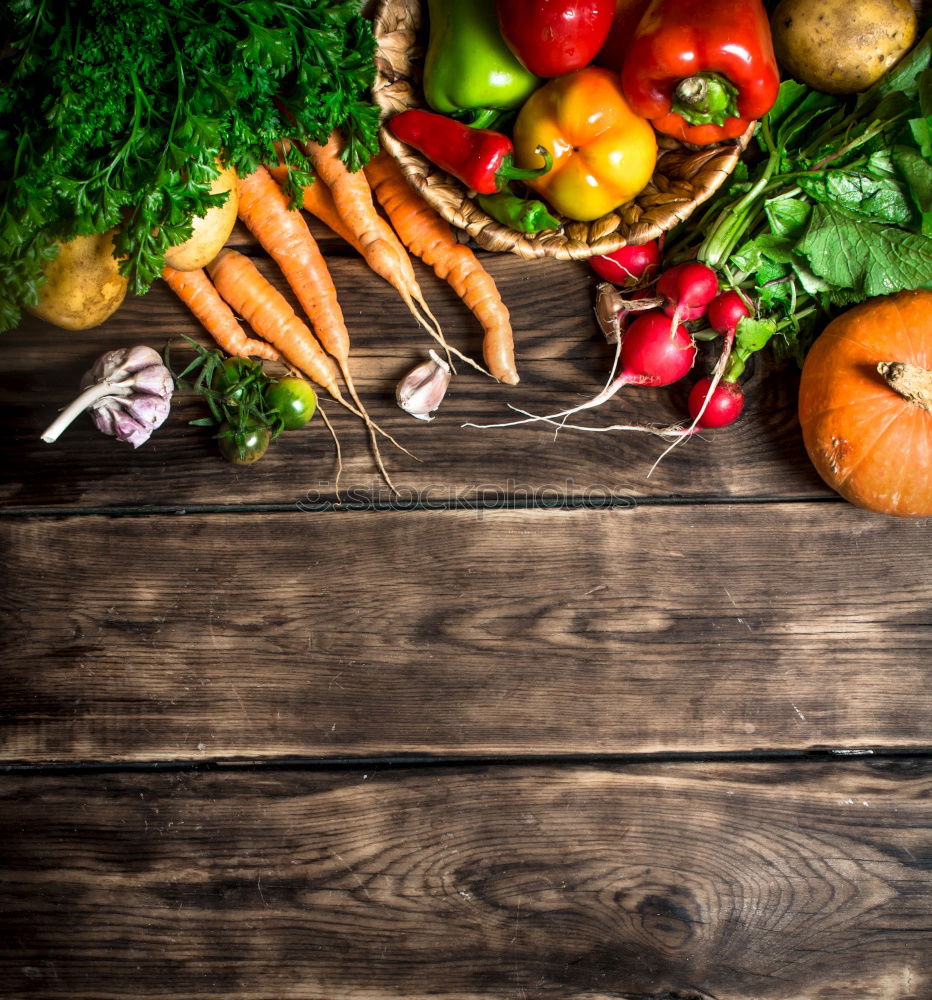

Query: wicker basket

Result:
[372,0,753,260]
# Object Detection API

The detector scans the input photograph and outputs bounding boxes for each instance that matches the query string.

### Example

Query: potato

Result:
[771,0,917,95]
[28,230,128,330]
[163,163,239,271]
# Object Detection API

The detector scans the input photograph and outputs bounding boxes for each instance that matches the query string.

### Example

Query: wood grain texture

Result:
[2,505,929,763]
[1,224,826,511]
[2,761,931,999]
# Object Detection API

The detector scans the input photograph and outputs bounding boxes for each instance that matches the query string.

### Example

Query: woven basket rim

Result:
[372,0,753,260]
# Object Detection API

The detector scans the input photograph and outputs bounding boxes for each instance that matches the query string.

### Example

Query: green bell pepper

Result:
[423,0,541,127]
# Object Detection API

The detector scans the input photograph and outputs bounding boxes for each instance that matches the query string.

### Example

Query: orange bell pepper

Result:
[512,66,657,222]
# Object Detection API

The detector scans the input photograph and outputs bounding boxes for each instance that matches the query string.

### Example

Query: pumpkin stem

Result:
[877,362,932,413]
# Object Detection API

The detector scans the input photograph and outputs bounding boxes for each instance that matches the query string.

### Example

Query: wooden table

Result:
[2,218,931,1000]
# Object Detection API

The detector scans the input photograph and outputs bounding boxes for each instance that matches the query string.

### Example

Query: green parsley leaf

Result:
[0,0,380,331]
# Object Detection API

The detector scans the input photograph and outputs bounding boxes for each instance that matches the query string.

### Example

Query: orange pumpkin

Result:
[798,288,932,518]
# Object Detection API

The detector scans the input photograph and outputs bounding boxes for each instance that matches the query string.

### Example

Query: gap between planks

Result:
[0,747,913,777]
[0,494,847,519]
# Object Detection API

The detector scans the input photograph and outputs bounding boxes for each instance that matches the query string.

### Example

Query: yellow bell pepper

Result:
[512,67,658,222]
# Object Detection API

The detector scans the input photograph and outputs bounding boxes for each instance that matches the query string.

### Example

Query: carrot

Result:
[364,151,519,386]
[266,164,362,253]
[236,166,354,367]
[162,265,281,362]
[301,134,487,376]
[234,167,413,474]
[207,249,406,491]
[206,249,344,398]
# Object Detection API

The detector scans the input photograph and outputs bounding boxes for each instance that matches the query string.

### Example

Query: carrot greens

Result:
[0,0,379,331]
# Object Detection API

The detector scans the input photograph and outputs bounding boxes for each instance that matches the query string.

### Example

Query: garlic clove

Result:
[123,393,172,430]
[396,350,452,422]
[94,406,150,449]
[131,364,174,398]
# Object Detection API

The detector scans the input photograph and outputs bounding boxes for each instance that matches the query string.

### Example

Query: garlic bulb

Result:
[41,345,173,447]
[396,350,452,422]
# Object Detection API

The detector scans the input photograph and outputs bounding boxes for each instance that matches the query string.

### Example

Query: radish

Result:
[658,262,719,321]
[466,310,696,430]
[677,289,753,436]
[645,285,754,472]
[545,310,697,418]
[589,240,660,287]
[687,376,745,428]
[706,290,751,336]
[616,312,697,388]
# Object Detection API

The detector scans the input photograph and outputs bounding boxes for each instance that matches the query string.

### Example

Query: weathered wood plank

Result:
[2,760,931,999]
[1,230,826,510]
[2,505,928,763]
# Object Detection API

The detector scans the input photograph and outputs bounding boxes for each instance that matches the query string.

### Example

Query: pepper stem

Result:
[40,380,133,444]
[462,108,508,130]
[672,73,740,127]
[878,362,932,412]
[497,145,553,185]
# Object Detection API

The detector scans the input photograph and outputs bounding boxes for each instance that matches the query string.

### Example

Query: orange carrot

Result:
[302,134,486,376]
[236,166,353,367]
[364,151,519,386]
[162,265,280,362]
[266,164,363,253]
[207,249,409,489]
[206,249,343,398]
[234,167,412,474]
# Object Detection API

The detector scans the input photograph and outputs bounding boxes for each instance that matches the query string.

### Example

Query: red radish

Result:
[467,310,696,429]
[647,286,748,469]
[707,290,751,335]
[589,240,660,287]
[688,376,745,428]
[686,290,751,429]
[544,311,696,418]
[617,312,697,387]
[658,262,719,321]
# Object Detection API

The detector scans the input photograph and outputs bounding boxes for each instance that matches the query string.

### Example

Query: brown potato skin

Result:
[163,164,239,271]
[771,0,917,94]
[28,230,128,330]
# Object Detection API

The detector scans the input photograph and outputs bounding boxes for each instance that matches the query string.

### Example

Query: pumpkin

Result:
[798,288,932,518]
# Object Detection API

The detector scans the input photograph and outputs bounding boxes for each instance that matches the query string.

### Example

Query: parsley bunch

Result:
[667,28,932,360]
[0,0,379,331]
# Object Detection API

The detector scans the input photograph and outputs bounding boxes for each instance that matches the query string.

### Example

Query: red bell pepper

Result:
[620,0,780,145]
[388,109,551,195]
[496,0,615,78]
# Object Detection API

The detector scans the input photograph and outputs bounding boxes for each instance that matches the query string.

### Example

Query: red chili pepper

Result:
[388,109,551,195]
[620,0,780,145]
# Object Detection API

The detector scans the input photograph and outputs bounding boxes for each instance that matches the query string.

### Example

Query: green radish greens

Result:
[0,0,380,331]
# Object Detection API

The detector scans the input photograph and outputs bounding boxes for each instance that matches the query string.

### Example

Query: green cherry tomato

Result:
[212,357,262,404]
[217,419,271,465]
[264,376,317,430]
